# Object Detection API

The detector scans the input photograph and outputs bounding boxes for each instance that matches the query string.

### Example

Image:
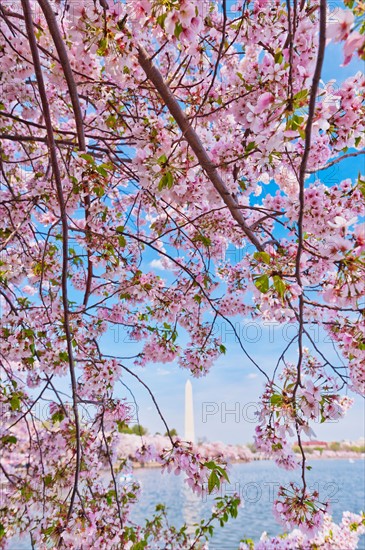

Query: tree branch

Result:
[37,0,86,150]
[137,45,264,252]
[21,0,81,523]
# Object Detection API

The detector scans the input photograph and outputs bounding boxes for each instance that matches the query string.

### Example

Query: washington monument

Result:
[184,380,195,443]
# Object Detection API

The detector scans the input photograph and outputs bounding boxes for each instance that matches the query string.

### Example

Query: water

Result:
[9,459,365,549]
[132,459,365,549]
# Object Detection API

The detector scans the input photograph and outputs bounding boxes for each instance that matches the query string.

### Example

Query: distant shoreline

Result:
[130,453,364,469]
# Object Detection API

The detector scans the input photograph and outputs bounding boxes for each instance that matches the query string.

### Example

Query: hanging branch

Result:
[37,0,86,151]
[293,0,327,499]
[21,0,81,524]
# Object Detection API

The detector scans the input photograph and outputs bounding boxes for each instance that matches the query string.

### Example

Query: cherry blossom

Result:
[0,0,364,547]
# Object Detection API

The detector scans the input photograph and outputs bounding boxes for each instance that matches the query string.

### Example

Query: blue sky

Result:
[104,318,365,444]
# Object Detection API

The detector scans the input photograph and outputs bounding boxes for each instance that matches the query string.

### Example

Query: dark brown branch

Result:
[100,412,124,528]
[36,0,86,150]
[306,151,365,173]
[21,0,81,524]
[82,182,93,308]
[137,45,263,252]
[296,0,327,280]
[294,0,326,386]
[0,133,76,146]
[293,0,327,501]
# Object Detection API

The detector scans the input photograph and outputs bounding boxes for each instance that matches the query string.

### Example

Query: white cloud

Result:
[149,259,165,270]
[157,368,171,376]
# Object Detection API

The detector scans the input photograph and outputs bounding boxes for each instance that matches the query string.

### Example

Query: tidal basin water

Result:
[9,459,365,549]
[132,459,365,549]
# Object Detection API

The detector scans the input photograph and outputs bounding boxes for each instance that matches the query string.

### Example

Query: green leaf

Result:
[157,154,167,165]
[158,172,174,191]
[44,474,53,486]
[239,179,247,191]
[193,234,211,247]
[93,185,104,198]
[118,235,126,248]
[59,351,69,363]
[1,435,17,445]
[274,51,283,64]
[0,523,5,539]
[97,37,108,56]
[215,465,230,483]
[245,141,256,153]
[10,394,21,411]
[132,541,148,550]
[254,251,271,265]
[208,471,220,494]
[96,165,109,177]
[219,344,226,354]
[158,174,168,191]
[105,115,117,130]
[51,410,65,424]
[254,274,270,293]
[166,171,173,188]
[289,114,304,130]
[270,393,282,406]
[358,179,365,199]
[293,89,308,102]
[156,13,167,28]
[20,484,33,501]
[304,500,316,510]
[273,275,286,298]
[174,22,183,39]
[79,153,95,164]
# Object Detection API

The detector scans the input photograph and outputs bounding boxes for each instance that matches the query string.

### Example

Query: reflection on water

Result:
[9,459,365,549]
[181,476,204,530]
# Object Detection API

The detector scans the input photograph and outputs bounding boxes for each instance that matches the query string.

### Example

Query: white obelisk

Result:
[184,380,195,443]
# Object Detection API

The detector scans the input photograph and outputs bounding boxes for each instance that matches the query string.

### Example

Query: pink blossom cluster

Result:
[255,357,353,471]
[273,482,329,535]
[240,511,365,549]
[327,8,365,65]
